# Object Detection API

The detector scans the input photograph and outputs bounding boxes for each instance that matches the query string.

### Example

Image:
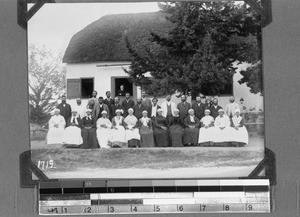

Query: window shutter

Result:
[67,79,81,99]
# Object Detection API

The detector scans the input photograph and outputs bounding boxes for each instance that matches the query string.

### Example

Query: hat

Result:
[204,109,211,113]
[53,108,60,113]
[142,110,148,114]
[101,110,107,114]
[71,110,77,113]
[86,109,92,113]
[128,108,134,113]
[174,109,179,112]
[235,109,241,113]
[218,109,224,113]
[76,98,81,101]
[115,109,122,113]
[157,108,163,113]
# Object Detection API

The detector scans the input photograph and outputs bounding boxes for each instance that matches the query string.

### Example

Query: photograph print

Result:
[28,1,265,179]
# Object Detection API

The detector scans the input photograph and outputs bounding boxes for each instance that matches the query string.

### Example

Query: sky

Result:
[28,2,160,56]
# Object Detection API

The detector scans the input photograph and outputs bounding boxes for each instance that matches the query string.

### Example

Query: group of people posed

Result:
[46,90,249,148]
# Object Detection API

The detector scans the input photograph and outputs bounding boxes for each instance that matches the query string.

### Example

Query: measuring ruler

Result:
[39,179,270,215]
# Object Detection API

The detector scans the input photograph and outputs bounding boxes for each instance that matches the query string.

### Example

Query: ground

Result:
[31,136,264,179]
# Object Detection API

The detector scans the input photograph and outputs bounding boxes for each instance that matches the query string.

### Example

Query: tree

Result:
[28,44,66,124]
[125,1,262,97]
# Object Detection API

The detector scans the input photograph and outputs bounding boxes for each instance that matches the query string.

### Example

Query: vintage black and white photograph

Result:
[28,1,265,179]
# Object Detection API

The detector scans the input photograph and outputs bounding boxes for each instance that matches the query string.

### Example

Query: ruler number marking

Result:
[109,206,114,213]
[200,204,206,211]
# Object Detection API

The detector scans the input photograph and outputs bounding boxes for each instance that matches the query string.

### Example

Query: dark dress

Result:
[153,115,169,147]
[183,116,200,144]
[169,116,184,147]
[80,116,99,149]
[139,118,155,147]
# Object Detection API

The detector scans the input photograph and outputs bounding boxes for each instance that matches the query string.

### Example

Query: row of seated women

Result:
[46,106,248,148]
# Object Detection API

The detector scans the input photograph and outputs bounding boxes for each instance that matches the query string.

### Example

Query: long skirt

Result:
[96,128,112,148]
[154,128,169,147]
[81,128,99,149]
[231,126,249,144]
[183,127,199,144]
[139,126,154,147]
[125,128,141,141]
[198,127,215,143]
[47,126,65,145]
[63,126,83,146]
[169,125,184,147]
[111,126,127,148]
[213,127,235,143]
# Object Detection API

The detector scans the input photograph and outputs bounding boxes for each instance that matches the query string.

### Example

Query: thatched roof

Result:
[63,12,172,63]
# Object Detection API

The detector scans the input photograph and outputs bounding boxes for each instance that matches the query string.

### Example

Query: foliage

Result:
[239,61,263,95]
[28,44,66,124]
[125,1,262,96]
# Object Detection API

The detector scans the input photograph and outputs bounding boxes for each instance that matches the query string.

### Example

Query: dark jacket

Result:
[192,102,206,120]
[210,105,223,120]
[80,116,96,129]
[57,103,72,122]
[133,104,148,120]
[121,99,135,116]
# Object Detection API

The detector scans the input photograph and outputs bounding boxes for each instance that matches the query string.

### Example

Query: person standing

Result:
[161,95,176,124]
[141,91,152,108]
[80,109,99,149]
[192,96,206,121]
[210,98,223,120]
[225,96,240,118]
[104,91,114,117]
[149,98,161,118]
[92,97,110,121]
[56,95,72,123]
[121,92,135,117]
[87,90,98,109]
[177,95,191,123]
[73,98,86,119]
[133,97,147,120]
[111,97,124,117]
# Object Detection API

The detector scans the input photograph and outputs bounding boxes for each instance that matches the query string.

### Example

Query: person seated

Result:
[124,108,141,148]
[153,109,169,147]
[96,110,112,148]
[231,109,249,146]
[169,109,184,147]
[46,109,66,145]
[183,109,200,146]
[111,109,127,148]
[198,109,215,146]
[213,109,233,146]
[63,110,83,148]
[139,110,155,147]
[80,109,99,149]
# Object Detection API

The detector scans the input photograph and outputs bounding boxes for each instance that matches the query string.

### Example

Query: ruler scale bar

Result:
[39,179,271,215]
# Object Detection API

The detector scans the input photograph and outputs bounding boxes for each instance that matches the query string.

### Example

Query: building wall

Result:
[66,62,264,111]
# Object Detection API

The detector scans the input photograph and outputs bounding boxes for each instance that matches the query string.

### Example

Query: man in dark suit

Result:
[192,96,206,120]
[92,97,110,121]
[80,109,98,149]
[56,95,72,123]
[177,95,191,122]
[121,92,135,117]
[133,97,147,120]
[149,97,161,118]
[210,97,223,119]
[111,97,124,117]
[103,91,114,117]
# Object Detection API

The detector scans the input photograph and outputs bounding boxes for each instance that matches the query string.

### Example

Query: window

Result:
[114,77,133,97]
[67,78,94,99]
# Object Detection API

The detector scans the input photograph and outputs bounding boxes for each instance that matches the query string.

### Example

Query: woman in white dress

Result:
[47,109,66,145]
[96,110,112,148]
[124,108,141,147]
[63,110,83,147]
[231,109,249,146]
[111,109,127,148]
[213,109,234,144]
[198,109,215,146]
